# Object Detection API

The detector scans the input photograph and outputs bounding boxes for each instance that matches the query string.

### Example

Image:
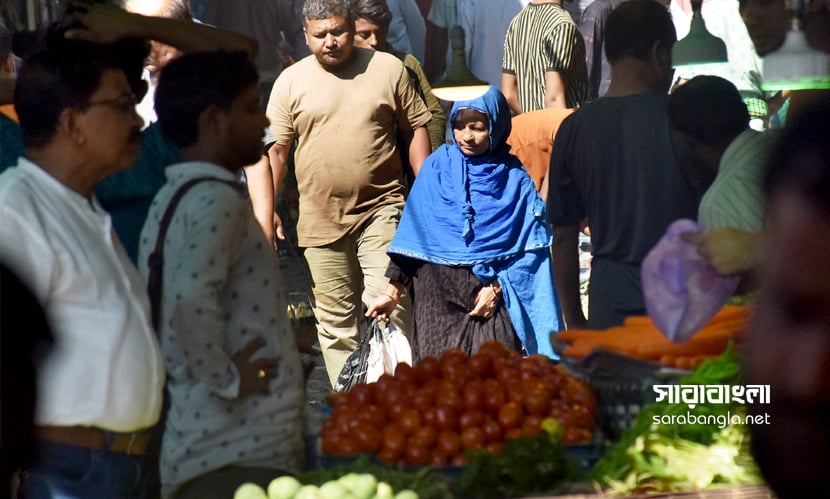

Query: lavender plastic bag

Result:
[641,219,740,343]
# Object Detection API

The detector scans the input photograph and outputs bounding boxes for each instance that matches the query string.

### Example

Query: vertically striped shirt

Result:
[503,2,590,110]
[698,129,778,232]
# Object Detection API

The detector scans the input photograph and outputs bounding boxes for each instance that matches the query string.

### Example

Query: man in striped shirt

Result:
[502,0,590,113]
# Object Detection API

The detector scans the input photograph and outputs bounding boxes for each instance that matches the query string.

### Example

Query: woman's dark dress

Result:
[387,256,523,360]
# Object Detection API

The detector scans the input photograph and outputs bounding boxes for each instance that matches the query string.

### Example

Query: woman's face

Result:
[453,108,490,156]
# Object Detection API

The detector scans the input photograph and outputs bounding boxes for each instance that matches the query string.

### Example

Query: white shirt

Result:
[138,162,304,497]
[0,158,164,432]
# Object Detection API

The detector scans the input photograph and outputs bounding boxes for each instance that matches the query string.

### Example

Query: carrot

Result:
[635,332,734,361]
[659,355,678,368]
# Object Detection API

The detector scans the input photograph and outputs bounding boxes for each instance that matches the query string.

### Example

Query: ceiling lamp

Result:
[672,0,728,67]
[761,0,830,91]
[431,26,489,102]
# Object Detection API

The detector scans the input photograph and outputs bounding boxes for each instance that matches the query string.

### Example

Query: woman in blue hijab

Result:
[367,86,563,359]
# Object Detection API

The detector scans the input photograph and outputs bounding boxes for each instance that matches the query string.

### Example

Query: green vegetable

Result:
[268,476,303,499]
[454,432,578,499]
[293,484,321,499]
[338,473,378,498]
[299,456,453,499]
[590,343,763,494]
[234,483,268,499]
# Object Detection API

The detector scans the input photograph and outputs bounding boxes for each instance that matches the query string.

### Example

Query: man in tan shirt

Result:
[267,0,431,386]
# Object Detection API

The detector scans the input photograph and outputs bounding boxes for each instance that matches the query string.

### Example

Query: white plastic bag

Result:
[366,320,412,383]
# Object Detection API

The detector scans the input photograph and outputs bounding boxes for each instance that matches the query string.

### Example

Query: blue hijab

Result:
[388,87,563,358]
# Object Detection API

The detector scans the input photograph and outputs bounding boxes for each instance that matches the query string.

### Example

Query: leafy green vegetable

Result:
[590,343,763,494]
[454,432,579,499]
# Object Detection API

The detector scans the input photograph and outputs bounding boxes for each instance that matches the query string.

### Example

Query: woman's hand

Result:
[366,281,404,321]
[469,283,501,319]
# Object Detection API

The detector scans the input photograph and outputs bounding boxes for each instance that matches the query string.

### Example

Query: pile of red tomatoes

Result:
[321,341,597,467]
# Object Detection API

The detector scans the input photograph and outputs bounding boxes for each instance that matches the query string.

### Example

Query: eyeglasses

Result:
[83,93,139,115]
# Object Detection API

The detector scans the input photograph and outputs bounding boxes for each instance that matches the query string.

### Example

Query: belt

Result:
[36,425,152,456]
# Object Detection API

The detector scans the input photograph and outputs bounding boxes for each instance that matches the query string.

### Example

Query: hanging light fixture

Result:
[761,0,830,91]
[431,25,489,102]
[672,0,728,67]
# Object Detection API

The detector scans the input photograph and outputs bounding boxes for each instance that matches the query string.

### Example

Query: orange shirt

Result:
[0,104,18,123]
[506,108,573,192]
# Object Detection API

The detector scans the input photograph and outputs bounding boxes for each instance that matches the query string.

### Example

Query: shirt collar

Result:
[165,161,242,184]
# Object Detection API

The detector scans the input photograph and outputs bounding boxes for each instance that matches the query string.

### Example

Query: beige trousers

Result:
[303,202,412,387]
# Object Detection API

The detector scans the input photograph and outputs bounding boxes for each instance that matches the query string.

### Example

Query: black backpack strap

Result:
[146,176,243,331]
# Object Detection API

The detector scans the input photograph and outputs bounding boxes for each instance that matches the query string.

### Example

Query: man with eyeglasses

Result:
[0,36,163,498]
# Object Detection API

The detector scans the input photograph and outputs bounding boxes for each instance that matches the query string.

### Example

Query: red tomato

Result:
[414,355,441,383]
[347,383,375,406]
[461,381,484,411]
[523,388,551,416]
[430,452,448,466]
[486,442,504,455]
[432,405,458,432]
[327,391,349,407]
[562,426,593,444]
[568,403,596,430]
[359,404,388,427]
[476,340,510,359]
[504,427,523,441]
[411,390,434,411]
[440,362,472,386]
[321,431,343,455]
[450,453,468,466]
[381,384,406,410]
[521,414,543,437]
[503,380,525,405]
[422,406,439,428]
[458,409,485,430]
[394,362,417,384]
[436,430,462,458]
[440,347,468,366]
[460,426,485,450]
[353,424,382,453]
[436,390,463,413]
[381,423,407,457]
[386,400,407,422]
[378,447,400,463]
[497,401,524,431]
[409,425,437,449]
[331,435,361,455]
[482,383,506,415]
[548,399,569,420]
[481,417,503,444]
[467,352,494,379]
[563,377,598,415]
[404,445,431,466]
[493,357,520,384]
[396,408,422,435]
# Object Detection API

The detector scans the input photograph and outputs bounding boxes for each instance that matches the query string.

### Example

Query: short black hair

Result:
[764,97,830,215]
[14,41,126,149]
[605,0,676,64]
[349,0,392,28]
[303,0,352,25]
[668,75,749,148]
[154,51,258,148]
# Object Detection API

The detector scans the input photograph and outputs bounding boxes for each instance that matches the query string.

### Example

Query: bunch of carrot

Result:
[556,305,752,370]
